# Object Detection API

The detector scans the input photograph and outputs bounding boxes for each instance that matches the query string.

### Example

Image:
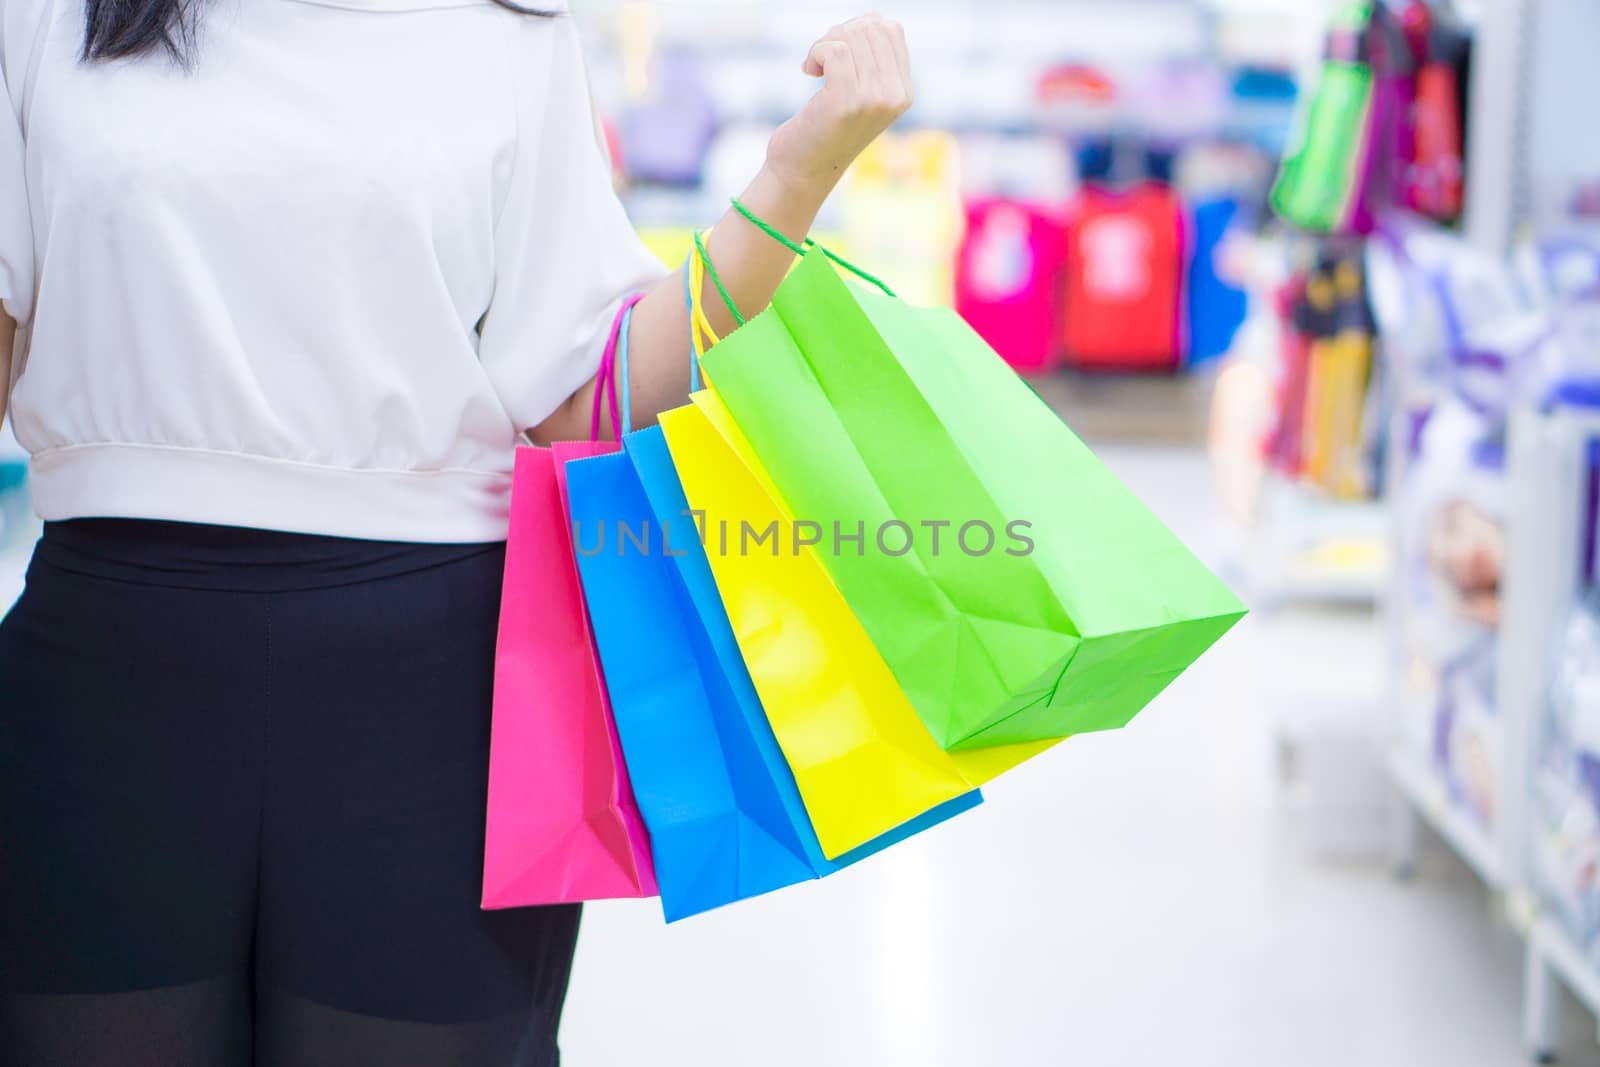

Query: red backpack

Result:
[1061,183,1187,372]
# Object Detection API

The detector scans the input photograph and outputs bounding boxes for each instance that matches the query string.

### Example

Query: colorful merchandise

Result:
[1229,68,1301,157]
[1364,4,1419,234]
[1272,0,1469,233]
[1266,273,1316,477]
[700,247,1246,752]
[1312,258,1377,498]
[1265,244,1383,498]
[954,198,1067,373]
[1061,183,1188,371]
[1036,63,1118,133]
[840,131,963,308]
[1271,1,1379,234]
[1406,17,1469,222]
[1185,197,1249,365]
[619,48,717,187]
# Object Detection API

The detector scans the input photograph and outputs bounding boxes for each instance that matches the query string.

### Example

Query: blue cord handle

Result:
[682,256,702,392]
[617,302,636,437]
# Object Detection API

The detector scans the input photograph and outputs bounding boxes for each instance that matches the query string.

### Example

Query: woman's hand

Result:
[765,14,914,200]
[542,17,912,444]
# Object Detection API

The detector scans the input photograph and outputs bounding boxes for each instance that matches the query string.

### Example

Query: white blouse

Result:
[0,0,667,541]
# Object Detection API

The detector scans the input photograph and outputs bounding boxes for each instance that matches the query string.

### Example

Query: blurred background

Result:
[7,0,1600,1063]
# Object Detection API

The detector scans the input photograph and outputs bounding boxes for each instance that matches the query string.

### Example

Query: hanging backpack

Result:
[1061,182,1188,372]
[955,197,1068,374]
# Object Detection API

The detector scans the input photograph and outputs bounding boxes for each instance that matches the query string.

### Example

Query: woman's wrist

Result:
[738,164,834,246]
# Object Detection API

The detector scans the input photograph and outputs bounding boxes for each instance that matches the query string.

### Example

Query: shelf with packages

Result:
[1375,226,1583,902]
[1388,741,1505,887]
[1362,206,1600,1056]
[1333,6,1600,1043]
[1514,405,1600,1061]
[1230,0,1483,608]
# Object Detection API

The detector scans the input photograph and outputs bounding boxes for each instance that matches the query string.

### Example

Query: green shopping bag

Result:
[699,247,1246,751]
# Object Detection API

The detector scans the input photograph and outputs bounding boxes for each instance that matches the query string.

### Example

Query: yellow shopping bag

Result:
[659,391,1062,859]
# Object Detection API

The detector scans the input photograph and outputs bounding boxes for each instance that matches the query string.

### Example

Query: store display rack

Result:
[1244,474,1389,608]
[1387,744,1505,887]
[1529,917,1600,1063]
[1371,0,1600,1054]
[1385,404,1600,1063]
[1514,407,1600,1063]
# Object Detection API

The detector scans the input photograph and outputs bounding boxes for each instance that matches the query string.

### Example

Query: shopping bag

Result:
[481,303,657,910]
[624,427,984,875]
[660,392,1060,859]
[565,430,982,917]
[697,248,1246,753]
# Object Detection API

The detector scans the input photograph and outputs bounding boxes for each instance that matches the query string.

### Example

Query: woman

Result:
[0,0,912,1062]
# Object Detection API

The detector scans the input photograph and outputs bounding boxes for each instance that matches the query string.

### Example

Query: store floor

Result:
[562,444,1600,1067]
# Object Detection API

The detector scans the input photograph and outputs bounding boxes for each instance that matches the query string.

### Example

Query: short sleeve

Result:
[478,13,670,431]
[0,14,34,328]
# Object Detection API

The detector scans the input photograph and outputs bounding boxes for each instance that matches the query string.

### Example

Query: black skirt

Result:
[0,519,580,1067]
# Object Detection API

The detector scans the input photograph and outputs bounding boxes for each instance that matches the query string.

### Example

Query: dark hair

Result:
[84,0,558,63]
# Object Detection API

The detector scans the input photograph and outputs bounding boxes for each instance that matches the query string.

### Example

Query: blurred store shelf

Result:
[1032,369,1215,447]
[1236,475,1390,608]
[1388,747,1506,889]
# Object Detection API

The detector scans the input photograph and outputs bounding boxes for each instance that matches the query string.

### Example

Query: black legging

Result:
[0,519,581,1067]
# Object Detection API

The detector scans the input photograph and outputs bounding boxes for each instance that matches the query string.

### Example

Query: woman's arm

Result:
[529,14,912,445]
[0,312,13,426]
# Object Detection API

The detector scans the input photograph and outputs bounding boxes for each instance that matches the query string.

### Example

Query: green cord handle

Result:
[691,198,899,327]
[693,229,745,328]
[729,199,896,298]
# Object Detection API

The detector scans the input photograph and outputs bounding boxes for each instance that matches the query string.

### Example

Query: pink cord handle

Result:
[591,294,646,442]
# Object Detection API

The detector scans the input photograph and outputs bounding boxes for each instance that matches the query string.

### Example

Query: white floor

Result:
[562,445,1600,1067]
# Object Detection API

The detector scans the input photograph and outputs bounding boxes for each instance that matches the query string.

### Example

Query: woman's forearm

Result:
[529,164,831,447]
[0,313,13,426]
[626,166,833,424]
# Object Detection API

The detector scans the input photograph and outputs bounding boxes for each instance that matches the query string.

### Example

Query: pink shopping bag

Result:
[482,301,657,910]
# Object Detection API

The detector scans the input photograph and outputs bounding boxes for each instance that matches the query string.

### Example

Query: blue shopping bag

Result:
[565,426,981,922]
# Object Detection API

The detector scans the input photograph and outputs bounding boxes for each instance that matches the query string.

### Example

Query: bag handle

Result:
[688,201,898,332]
[728,198,897,301]
[684,250,715,390]
[616,301,638,437]
[680,199,897,373]
[592,293,645,441]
